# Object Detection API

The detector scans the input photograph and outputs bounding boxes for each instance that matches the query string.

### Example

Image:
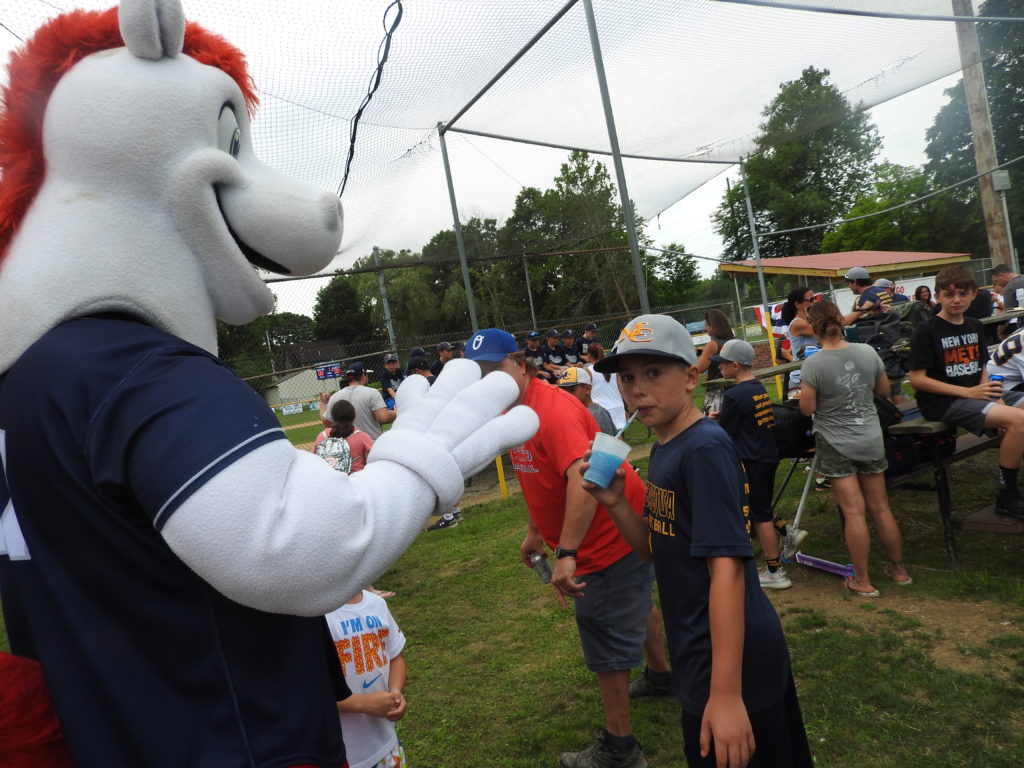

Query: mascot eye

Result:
[218,105,241,157]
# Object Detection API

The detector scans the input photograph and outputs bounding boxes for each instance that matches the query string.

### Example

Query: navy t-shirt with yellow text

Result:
[718,378,778,464]
[645,418,790,715]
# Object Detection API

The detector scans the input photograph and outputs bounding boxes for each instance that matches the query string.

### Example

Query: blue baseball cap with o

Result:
[465,328,518,362]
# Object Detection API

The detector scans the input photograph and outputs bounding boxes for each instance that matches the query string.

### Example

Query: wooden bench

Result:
[886,416,1001,568]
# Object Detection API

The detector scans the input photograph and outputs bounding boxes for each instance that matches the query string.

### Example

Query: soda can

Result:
[529,552,553,584]
[990,374,1005,400]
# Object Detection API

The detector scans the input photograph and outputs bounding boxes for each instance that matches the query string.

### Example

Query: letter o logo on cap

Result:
[471,334,484,350]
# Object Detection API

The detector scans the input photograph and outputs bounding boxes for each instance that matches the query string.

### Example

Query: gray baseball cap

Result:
[593,314,698,373]
[845,266,871,281]
[874,278,893,288]
[710,339,755,366]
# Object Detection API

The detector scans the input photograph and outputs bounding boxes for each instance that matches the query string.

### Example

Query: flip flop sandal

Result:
[884,563,913,585]
[843,579,880,598]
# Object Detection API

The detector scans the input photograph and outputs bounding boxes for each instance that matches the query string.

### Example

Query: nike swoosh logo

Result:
[362,673,383,690]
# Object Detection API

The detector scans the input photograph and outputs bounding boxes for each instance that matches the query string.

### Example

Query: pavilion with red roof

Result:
[718,250,971,280]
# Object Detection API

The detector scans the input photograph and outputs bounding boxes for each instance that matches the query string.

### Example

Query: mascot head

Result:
[0,0,344,372]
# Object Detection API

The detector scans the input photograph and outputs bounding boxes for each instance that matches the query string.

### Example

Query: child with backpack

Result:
[315,400,374,473]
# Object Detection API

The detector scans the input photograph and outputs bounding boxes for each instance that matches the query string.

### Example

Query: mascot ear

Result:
[119,0,185,60]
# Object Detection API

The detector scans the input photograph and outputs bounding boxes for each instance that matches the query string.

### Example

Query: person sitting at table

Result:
[696,308,735,415]
[780,286,816,396]
[914,285,935,313]
[780,287,816,360]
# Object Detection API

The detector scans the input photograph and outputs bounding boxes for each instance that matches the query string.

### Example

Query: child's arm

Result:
[701,556,755,768]
[337,690,401,718]
[908,368,999,400]
[385,653,408,722]
[580,459,651,560]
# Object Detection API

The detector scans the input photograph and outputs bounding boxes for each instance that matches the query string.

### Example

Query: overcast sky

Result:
[646,71,962,280]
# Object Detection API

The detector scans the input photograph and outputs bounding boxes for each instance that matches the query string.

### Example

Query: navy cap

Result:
[406,357,430,374]
[383,353,398,363]
[545,329,559,338]
[345,362,371,377]
[584,322,598,331]
[464,328,518,362]
[436,341,454,351]
[560,329,573,338]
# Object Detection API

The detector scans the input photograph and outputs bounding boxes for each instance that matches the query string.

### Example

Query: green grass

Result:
[382,495,1024,767]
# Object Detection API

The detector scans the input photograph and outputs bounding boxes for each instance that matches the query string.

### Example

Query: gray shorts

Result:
[931,397,996,435]
[1003,386,1024,408]
[814,434,887,478]
[573,552,653,672]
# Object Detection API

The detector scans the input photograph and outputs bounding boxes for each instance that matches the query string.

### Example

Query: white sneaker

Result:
[759,567,792,590]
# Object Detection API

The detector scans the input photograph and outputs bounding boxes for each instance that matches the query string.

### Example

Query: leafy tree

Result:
[713,66,881,260]
[645,243,701,308]
[500,150,650,318]
[312,273,377,342]
[924,0,1024,259]
[217,311,315,390]
[821,163,983,253]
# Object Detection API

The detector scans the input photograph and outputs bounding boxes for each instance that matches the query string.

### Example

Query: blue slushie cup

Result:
[583,432,632,488]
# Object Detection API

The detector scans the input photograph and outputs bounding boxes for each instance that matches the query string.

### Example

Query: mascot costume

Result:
[0,1,538,765]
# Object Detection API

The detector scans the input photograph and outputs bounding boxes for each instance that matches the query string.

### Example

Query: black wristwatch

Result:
[554,546,578,559]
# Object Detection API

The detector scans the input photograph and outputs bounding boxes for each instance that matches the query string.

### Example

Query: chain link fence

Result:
[243,255,997,413]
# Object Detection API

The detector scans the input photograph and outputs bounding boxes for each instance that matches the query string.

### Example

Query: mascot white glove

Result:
[162,361,537,615]
[371,359,536,513]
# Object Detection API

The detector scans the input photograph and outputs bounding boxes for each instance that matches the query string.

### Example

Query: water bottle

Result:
[804,345,819,357]
[529,552,553,584]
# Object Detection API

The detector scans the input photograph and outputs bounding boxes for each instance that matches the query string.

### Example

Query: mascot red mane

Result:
[0,1,537,765]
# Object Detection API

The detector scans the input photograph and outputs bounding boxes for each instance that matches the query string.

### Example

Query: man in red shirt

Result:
[466,328,663,768]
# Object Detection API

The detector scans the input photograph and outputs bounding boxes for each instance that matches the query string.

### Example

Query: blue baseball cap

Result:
[464,328,518,362]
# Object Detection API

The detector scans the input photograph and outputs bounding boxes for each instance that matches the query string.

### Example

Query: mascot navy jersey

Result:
[0,315,345,766]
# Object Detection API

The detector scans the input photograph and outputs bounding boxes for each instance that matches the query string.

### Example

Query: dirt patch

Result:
[284,419,322,432]
[767,569,1024,678]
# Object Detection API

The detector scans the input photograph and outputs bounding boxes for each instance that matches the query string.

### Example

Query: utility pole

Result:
[952,0,1012,267]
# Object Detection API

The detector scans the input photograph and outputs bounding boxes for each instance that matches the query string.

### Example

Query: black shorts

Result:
[744,460,777,524]
[681,674,813,768]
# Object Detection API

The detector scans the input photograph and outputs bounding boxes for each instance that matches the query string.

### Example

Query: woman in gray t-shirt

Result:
[799,301,911,597]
